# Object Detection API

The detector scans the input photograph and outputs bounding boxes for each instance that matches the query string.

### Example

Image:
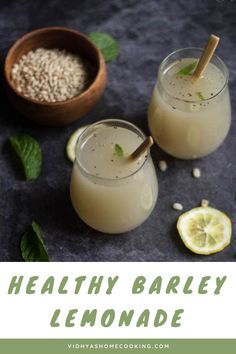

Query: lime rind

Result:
[66,125,89,162]
[177,207,232,255]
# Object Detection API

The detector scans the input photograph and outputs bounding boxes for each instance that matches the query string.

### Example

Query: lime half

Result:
[177,206,232,255]
[66,125,89,162]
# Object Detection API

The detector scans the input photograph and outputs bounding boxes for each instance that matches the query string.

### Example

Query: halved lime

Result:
[177,206,232,255]
[66,125,89,162]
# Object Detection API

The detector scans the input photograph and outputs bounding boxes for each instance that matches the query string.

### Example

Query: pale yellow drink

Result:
[70,119,158,234]
[148,49,231,159]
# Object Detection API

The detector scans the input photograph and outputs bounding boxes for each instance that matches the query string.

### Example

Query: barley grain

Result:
[11,48,92,103]
[172,203,183,211]
[158,160,168,172]
[201,199,209,207]
[192,167,201,178]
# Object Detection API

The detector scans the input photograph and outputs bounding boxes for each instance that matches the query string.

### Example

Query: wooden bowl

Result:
[4,27,107,126]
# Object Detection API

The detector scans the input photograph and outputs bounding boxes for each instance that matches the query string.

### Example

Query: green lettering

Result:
[132,276,146,294]
[41,276,54,294]
[118,310,134,326]
[58,276,68,294]
[8,276,24,294]
[88,276,103,294]
[50,309,60,327]
[101,310,115,327]
[166,276,180,294]
[215,276,227,295]
[171,309,184,327]
[183,277,193,294]
[106,276,119,294]
[149,276,162,294]
[65,309,78,327]
[81,310,97,327]
[26,276,39,294]
[74,276,86,294]
[199,276,211,294]
[137,309,149,327]
[154,310,167,327]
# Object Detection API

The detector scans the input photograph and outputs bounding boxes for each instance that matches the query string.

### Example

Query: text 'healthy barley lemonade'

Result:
[70,119,158,234]
[148,48,231,159]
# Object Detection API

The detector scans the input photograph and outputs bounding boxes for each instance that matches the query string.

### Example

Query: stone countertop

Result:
[0,0,235,261]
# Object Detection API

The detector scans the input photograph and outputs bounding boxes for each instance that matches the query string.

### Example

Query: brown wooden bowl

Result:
[4,27,107,126]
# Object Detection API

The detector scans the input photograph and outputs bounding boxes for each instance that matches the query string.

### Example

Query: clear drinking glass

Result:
[148,48,231,159]
[70,119,158,234]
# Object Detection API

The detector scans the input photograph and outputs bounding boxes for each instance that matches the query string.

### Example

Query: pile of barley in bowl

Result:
[11,48,92,102]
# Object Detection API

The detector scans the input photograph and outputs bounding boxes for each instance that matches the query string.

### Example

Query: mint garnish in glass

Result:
[114,143,124,157]
[177,61,197,76]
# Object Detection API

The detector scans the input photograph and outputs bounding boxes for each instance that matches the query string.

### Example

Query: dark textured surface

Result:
[0,0,235,262]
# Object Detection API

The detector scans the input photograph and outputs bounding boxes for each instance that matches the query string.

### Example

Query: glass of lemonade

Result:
[148,48,231,159]
[70,119,158,234]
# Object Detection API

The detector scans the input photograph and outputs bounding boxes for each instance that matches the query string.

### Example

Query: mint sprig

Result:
[88,32,119,62]
[9,134,42,181]
[114,143,124,157]
[177,61,197,76]
[196,91,205,100]
[21,222,49,262]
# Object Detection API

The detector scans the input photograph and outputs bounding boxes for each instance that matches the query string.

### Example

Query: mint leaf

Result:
[9,134,42,181]
[21,222,49,262]
[114,144,124,157]
[177,61,197,76]
[88,32,119,62]
[196,91,205,100]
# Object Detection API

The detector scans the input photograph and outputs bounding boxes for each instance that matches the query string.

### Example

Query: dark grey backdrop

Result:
[0,0,235,261]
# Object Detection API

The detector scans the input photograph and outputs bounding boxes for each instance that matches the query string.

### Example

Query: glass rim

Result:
[158,47,229,103]
[75,118,150,182]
